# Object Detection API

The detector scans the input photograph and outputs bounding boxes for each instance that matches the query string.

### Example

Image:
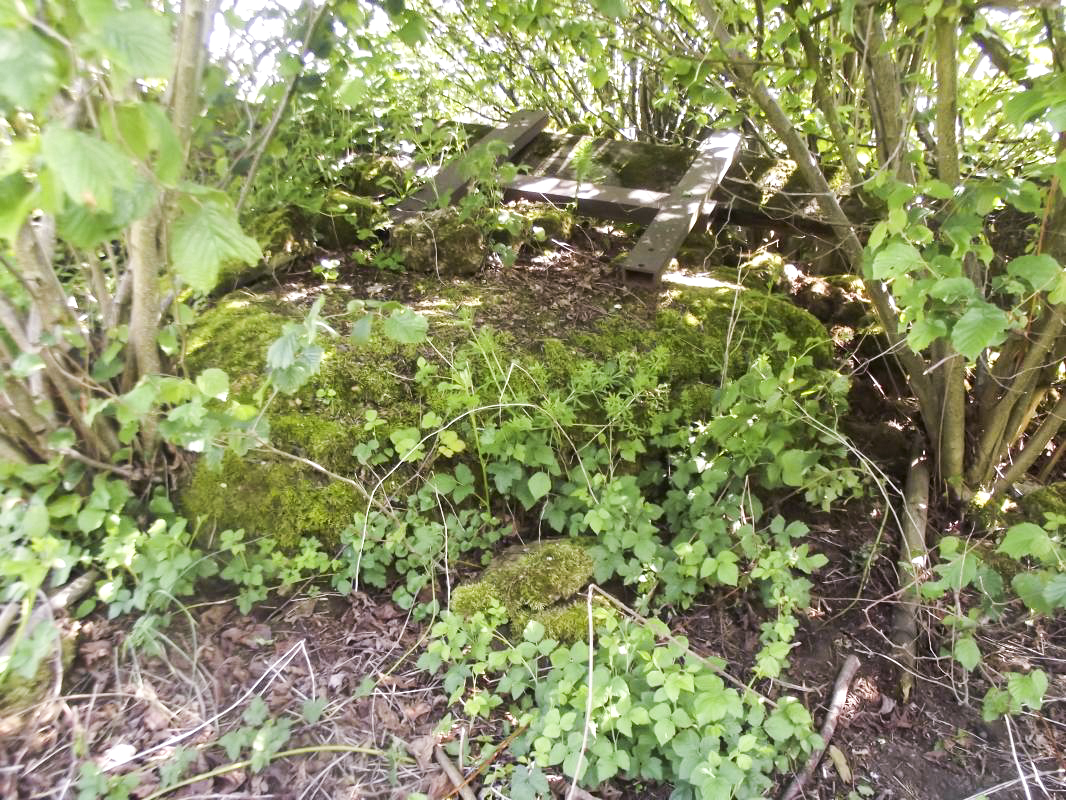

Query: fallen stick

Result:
[442,725,527,800]
[434,745,477,800]
[890,439,929,703]
[546,774,601,800]
[0,569,97,663]
[778,654,862,800]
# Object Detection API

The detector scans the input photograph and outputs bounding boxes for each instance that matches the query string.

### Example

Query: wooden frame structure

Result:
[389,110,742,287]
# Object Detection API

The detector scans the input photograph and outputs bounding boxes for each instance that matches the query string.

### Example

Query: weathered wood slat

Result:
[390,110,550,224]
[622,132,742,287]
[502,175,667,224]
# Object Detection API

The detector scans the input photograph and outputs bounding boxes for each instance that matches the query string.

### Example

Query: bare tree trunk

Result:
[126,0,207,384]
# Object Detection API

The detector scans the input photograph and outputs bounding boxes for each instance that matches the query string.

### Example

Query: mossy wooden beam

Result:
[503,175,667,224]
[622,131,742,287]
[390,110,549,224]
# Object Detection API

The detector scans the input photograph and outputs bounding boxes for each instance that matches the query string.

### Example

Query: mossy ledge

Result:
[179,280,830,552]
[450,540,596,642]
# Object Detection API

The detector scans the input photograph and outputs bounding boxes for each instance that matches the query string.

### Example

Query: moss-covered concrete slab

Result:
[179,269,831,550]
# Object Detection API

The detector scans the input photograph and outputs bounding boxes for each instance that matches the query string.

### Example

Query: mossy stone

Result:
[450,540,595,641]
[185,296,291,398]
[181,453,362,550]
[391,207,485,276]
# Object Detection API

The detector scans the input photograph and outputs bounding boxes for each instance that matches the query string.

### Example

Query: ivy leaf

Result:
[171,197,262,293]
[953,636,981,672]
[0,29,58,111]
[42,128,135,213]
[950,302,1009,361]
[997,522,1054,561]
[382,307,428,344]
[871,240,924,281]
[528,472,551,502]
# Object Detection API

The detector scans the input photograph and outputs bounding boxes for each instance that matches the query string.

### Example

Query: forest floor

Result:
[4,222,1066,800]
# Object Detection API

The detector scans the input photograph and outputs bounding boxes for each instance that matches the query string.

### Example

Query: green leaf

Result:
[21,503,49,539]
[1006,254,1062,294]
[779,449,813,487]
[301,697,327,724]
[528,472,551,502]
[871,240,924,281]
[195,368,229,401]
[0,172,36,242]
[950,302,1009,361]
[382,308,428,344]
[91,7,174,78]
[42,128,135,213]
[652,718,675,746]
[171,197,262,293]
[953,636,981,671]
[351,314,373,344]
[1012,572,1054,614]
[0,29,58,111]
[1007,670,1047,711]
[594,0,628,18]
[1042,574,1066,608]
[717,560,739,586]
[907,316,948,352]
[929,277,977,304]
[395,14,428,47]
[998,523,1054,561]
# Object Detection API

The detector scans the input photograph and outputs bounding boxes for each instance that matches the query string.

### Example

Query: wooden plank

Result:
[622,131,742,287]
[502,176,667,224]
[390,110,550,224]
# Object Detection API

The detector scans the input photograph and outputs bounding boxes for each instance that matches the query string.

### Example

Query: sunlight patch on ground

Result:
[661,271,736,289]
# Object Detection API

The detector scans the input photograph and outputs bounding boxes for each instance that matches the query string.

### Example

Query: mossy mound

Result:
[450,540,595,641]
[551,285,830,413]
[1019,483,1066,527]
[181,293,423,547]
[392,207,485,275]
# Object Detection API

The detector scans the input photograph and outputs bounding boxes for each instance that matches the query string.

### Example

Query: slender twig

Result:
[433,746,477,800]
[140,744,392,800]
[778,654,862,800]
